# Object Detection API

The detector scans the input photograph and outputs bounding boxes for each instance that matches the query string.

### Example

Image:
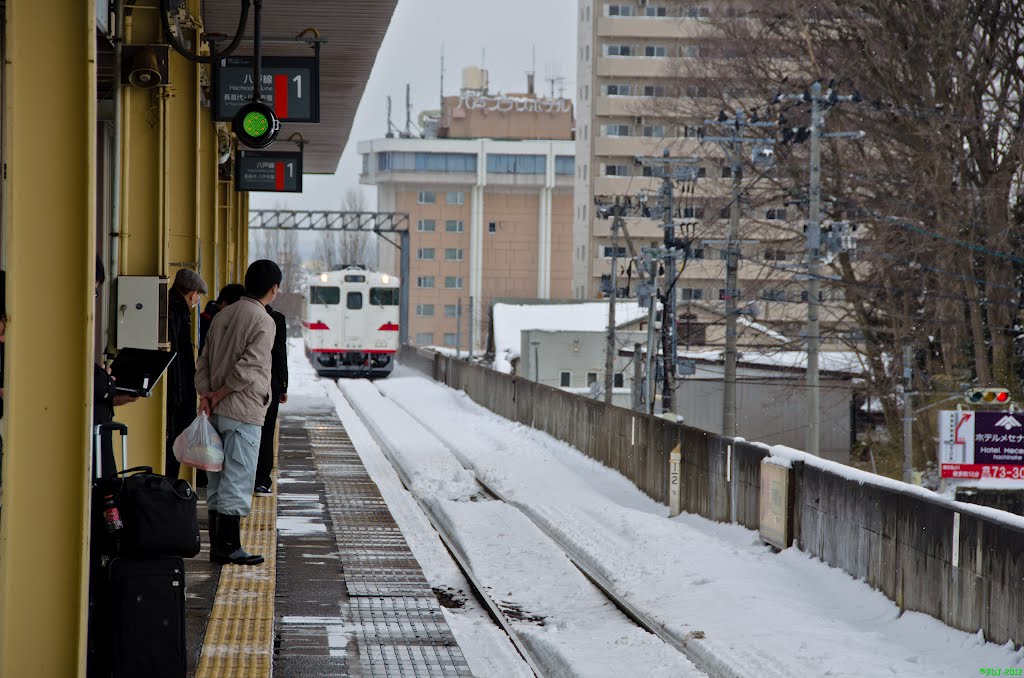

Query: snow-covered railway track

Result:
[335,379,706,678]
[371,383,746,678]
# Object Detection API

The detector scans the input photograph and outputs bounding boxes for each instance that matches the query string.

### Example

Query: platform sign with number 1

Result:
[235,150,302,193]
[214,56,320,123]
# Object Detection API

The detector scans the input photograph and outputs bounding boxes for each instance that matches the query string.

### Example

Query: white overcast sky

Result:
[250,0,578,212]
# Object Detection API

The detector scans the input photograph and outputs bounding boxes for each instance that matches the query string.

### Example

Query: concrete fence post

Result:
[669,438,682,518]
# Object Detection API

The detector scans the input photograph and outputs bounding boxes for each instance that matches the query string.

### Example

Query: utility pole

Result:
[634,153,701,414]
[468,295,475,362]
[633,342,643,411]
[902,344,914,483]
[700,111,776,438]
[456,297,462,358]
[604,200,622,405]
[777,81,863,456]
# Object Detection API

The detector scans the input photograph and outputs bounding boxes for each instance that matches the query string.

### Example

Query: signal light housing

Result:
[233,101,280,149]
[965,387,1012,404]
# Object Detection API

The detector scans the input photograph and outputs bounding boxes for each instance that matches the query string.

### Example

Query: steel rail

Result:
[377,383,760,678]
[332,382,548,678]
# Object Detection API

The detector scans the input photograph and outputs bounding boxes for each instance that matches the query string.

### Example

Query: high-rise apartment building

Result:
[575,2,854,347]
[360,69,575,350]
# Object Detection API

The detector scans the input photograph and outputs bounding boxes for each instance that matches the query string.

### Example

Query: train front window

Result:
[370,288,399,306]
[310,286,340,304]
[347,292,364,310]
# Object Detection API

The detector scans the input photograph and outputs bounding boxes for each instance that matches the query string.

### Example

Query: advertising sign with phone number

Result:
[939,410,1024,479]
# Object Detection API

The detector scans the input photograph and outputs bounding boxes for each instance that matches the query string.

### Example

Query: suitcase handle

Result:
[94,421,129,479]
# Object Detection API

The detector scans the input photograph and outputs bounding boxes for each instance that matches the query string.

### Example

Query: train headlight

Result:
[381,274,390,284]
[319,273,329,283]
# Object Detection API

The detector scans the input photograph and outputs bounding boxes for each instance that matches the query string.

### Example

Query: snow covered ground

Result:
[339,378,702,677]
[363,372,1024,678]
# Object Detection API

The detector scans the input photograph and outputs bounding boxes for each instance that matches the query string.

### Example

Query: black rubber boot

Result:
[213,514,264,566]
[207,509,219,562]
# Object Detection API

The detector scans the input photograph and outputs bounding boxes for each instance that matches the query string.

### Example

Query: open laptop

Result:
[109,347,177,398]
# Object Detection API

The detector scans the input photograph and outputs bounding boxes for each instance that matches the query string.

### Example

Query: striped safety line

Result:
[195,431,278,678]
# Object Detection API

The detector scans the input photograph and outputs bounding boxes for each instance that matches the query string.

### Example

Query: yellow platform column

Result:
[0,1,97,676]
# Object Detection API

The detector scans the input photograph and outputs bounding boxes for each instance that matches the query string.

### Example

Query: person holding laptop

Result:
[195,260,280,566]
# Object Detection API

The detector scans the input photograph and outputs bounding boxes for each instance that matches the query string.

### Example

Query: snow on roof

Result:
[678,350,867,376]
[737,316,789,343]
[493,302,649,359]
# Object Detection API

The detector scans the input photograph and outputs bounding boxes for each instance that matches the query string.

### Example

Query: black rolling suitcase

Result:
[89,423,188,678]
[108,556,187,678]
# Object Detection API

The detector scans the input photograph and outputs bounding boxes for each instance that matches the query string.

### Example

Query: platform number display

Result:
[214,56,320,123]
[235,151,303,193]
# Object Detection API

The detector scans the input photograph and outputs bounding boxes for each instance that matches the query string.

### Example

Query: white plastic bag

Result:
[172,412,225,471]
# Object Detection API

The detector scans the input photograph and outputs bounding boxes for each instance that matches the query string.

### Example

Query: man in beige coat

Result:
[195,260,281,566]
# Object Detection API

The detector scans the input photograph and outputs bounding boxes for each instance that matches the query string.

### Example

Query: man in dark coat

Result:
[254,304,288,494]
[199,283,245,354]
[165,268,207,479]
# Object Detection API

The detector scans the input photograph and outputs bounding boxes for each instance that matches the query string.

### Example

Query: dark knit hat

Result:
[173,268,208,295]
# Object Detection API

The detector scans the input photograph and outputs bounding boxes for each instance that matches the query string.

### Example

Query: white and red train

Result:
[302,267,400,379]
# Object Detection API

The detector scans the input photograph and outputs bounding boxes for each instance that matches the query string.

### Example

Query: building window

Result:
[604,44,633,57]
[555,156,575,175]
[444,276,463,289]
[416,304,435,317]
[643,6,668,16]
[614,373,624,387]
[679,314,707,345]
[607,4,634,16]
[682,206,705,219]
[416,276,435,288]
[642,124,665,137]
[488,221,497,233]
[587,372,598,386]
[602,246,627,258]
[721,166,735,179]
[603,124,631,137]
[641,84,667,98]
[641,165,665,178]
[605,84,632,96]
[444,304,459,318]
[761,289,786,301]
[719,288,742,301]
[445,248,464,261]
[347,292,363,310]
[446,220,465,233]
[416,247,435,260]
[685,5,711,18]
[418,191,436,204]
[685,85,709,98]
[764,248,788,261]
[691,248,704,259]
[683,45,701,58]
[417,219,436,232]
[682,125,702,137]
[680,288,703,301]
[765,208,787,221]
[560,371,572,387]
[411,153,476,172]
[447,191,465,205]
[644,45,667,57]
[604,164,629,176]
[443,333,458,347]
[486,154,546,174]
[415,332,434,345]
[585,45,590,61]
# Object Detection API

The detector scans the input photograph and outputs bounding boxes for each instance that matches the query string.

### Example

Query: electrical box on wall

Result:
[115,276,168,349]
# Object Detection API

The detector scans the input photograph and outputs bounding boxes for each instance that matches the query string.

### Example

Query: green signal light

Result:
[242,110,270,137]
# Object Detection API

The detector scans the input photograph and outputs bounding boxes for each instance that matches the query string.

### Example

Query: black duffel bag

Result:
[117,467,201,559]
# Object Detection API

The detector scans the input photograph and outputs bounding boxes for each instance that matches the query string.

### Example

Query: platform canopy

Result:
[204,0,398,173]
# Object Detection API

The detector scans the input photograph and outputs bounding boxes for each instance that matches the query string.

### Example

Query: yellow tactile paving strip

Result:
[195,438,278,678]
